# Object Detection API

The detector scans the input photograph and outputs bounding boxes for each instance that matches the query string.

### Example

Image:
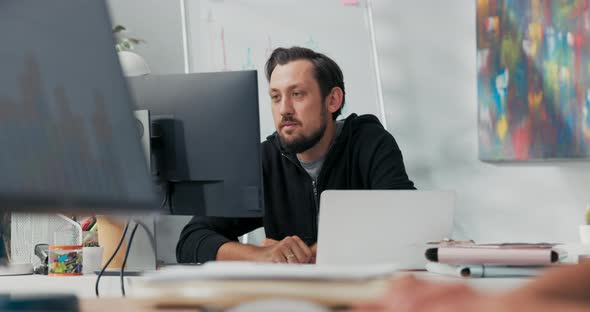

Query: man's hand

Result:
[261,239,317,263]
[261,238,279,247]
[256,236,314,264]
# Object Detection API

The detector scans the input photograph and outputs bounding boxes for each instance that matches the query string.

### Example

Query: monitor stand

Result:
[0,223,33,276]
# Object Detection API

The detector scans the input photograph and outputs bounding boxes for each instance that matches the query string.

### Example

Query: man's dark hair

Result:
[265,47,346,120]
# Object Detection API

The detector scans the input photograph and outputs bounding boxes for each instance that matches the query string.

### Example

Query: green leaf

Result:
[111,24,145,50]
[112,25,126,33]
[129,38,144,45]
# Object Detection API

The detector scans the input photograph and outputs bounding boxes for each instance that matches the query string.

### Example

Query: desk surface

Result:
[1,275,139,298]
[0,271,529,297]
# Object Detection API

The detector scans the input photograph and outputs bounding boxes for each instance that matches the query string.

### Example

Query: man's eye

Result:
[293,92,303,97]
[270,94,280,101]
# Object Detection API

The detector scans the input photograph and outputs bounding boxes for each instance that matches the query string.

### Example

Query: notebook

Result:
[425,243,560,265]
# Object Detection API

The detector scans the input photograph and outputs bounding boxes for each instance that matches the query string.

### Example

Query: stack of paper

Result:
[146,261,399,281]
[137,262,399,308]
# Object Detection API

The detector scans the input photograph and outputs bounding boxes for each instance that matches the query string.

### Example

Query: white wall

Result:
[106,0,185,74]
[373,0,590,243]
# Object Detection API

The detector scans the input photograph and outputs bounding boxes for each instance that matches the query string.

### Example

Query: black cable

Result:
[166,182,173,214]
[95,220,130,298]
[120,223,139,296]
[161,185,169,208]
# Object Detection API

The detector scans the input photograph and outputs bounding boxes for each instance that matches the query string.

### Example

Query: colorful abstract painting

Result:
[477,0,590,161]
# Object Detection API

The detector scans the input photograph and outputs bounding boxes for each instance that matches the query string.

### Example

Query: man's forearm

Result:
[216,241,263,261]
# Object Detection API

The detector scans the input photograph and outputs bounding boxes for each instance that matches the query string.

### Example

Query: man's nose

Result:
[278,97,294,116]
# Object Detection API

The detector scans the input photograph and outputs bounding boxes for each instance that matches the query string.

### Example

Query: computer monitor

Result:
[128,72,264,218]
[0,0,158,265]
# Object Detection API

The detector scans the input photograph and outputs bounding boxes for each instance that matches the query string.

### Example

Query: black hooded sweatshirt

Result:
[176,114,416,263]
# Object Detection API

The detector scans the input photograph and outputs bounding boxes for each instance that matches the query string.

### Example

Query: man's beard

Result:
[279,111,327,154]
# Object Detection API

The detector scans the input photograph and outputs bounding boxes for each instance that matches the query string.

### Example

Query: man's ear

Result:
[325,87,343,115]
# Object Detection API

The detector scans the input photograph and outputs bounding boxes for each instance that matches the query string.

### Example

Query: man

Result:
[351,260,590,312]
[176,47,415,264]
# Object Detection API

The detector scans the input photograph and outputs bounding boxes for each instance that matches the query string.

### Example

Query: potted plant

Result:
[113,25,150,76]
[580,205,590,244]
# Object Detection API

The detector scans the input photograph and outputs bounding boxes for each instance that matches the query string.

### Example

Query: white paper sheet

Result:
[144,261,399,282]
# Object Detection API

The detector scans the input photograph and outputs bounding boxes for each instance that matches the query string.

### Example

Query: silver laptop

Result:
[315,190,455,269]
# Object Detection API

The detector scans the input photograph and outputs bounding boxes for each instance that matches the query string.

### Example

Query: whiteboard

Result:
[184,0,384,140]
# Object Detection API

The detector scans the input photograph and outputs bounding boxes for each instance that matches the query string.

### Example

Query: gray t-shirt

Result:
[298,120,344,181]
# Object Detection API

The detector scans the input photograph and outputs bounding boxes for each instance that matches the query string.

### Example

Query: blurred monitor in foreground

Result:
[0,0,159,273]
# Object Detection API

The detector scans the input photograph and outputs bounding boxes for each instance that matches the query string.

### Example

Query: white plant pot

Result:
[579,225,590,244]
[118,51,150,77]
